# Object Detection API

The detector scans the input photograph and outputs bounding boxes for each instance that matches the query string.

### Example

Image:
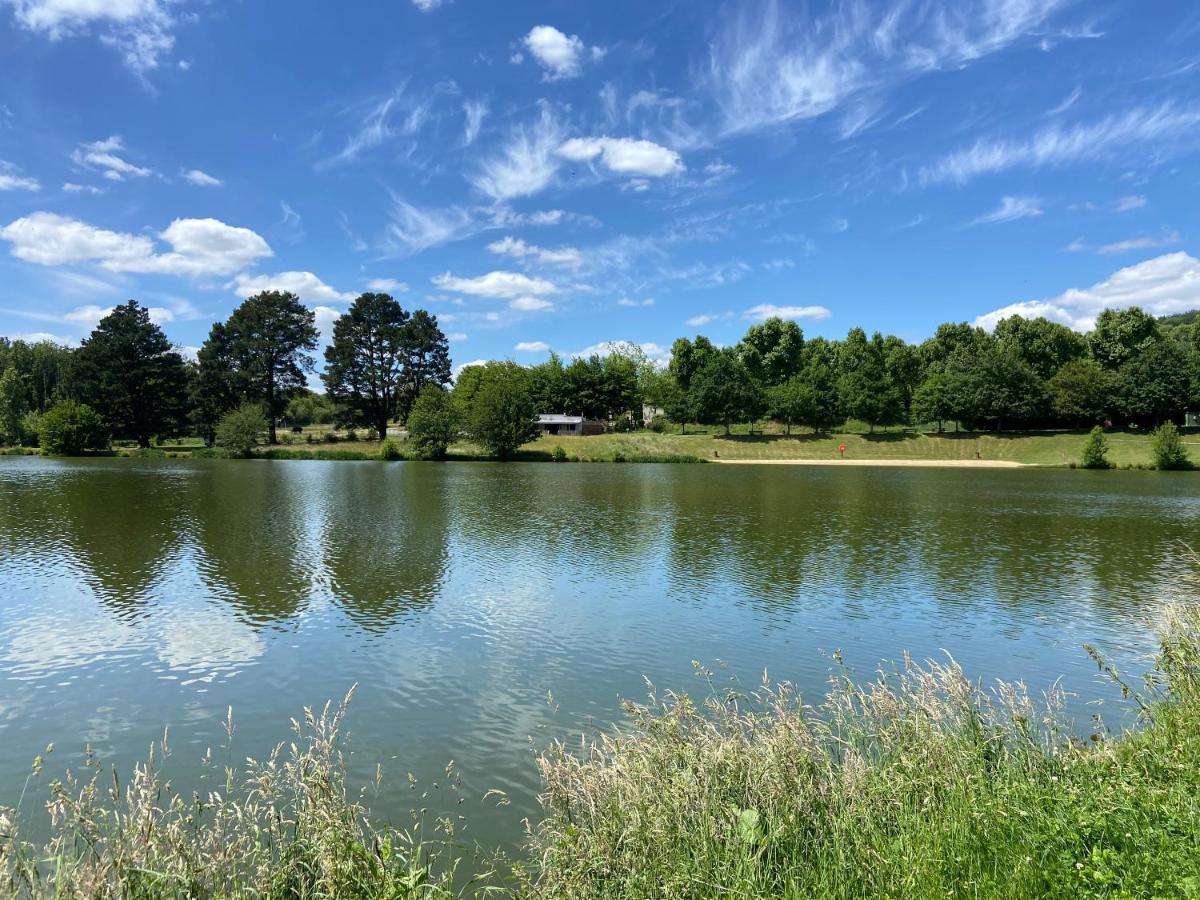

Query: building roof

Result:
[537,414,584,424]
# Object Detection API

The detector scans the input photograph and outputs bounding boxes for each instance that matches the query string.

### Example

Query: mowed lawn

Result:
[511,428,1189,467]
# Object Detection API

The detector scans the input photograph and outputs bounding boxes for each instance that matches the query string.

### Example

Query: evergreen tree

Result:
[73,300,188,447]
[322,293,410,440]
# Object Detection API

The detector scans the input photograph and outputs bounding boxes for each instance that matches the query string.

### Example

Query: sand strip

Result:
[710,458,1030,468]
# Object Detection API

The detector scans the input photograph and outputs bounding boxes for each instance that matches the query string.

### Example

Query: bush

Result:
[407,384,459,460]
[612,449,627,463]
[19,410,42,447]
[1079,425,1112,469]
[215,403,267,458]
[466,368,539,459]
[345,428,360,442]
[380,438,404,461]
[551,445,568,463]
[647,416,669,433]
[37,400,109,455]
[1151,422,1190,470]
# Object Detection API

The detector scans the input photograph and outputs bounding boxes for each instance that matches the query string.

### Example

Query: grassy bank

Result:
[3,607,1199,897]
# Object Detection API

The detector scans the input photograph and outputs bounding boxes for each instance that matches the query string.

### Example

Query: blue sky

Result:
[0,0,1198,372]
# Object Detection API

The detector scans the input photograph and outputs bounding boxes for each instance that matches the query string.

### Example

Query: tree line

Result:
[0,291,451,453]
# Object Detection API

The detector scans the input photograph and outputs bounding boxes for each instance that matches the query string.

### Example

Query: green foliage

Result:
[525,606,1200,899]
[737,317,804,387]
[690,348,765,435]
[462,362,540,458]
[767,377,815,434]
[1089,307,1161,369]
[551,445,568,462]
[322,293,411,440]
[1151,422,1191,470]
[912,371,958,432]
[221,290,319,444]
[18,410,41,447]
[995,314,1086,379]
[37,400,109,456]
[1049,358,1114,426]
[286,391,337,427]
[215,403,268,458]
[379,438,404,461]
[1079,426,1112,469]
[0,366,27,445]
[1117,339,1193,427]
[72,300,188,447]
[406,383,459,459]
[836,328,904,431]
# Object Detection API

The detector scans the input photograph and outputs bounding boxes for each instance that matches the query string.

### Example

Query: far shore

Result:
[711,457,1030,468]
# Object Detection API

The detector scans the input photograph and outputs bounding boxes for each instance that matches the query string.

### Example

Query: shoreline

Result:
[711,457,1031,468]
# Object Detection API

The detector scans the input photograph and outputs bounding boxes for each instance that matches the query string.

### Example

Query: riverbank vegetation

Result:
[3,605,1198,897]
[4,299,1200,461]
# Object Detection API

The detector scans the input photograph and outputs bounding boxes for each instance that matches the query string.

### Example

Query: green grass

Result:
[522,605,1200,898]
[4,608,1200,897]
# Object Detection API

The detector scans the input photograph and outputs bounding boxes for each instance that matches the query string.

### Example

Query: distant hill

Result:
[1158,310,1200,328]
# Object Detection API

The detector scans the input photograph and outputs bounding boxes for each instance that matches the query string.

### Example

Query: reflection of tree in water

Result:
[319,464,450,632]
[186,462,315,625]
[3,461,187,618]
[446,464,666,583]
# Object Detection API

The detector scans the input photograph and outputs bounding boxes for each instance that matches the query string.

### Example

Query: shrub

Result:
[380,438,404,461]
[19,410,42,447]
[1079,425,1112,469]
[327,432,340,444]
[1151,422,1190,470]
[465,368,539,459]
[647,416,669,434]
[215,403,267,458]
[551,445,568,463]
[37,400,109,455]
[612,449,627,463]
[345,428,360,442]
[306,433,317,444]
[407,384,459,460]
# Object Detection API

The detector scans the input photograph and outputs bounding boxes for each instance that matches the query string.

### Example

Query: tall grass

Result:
[0,688,474,898]
[523,605,1200,898]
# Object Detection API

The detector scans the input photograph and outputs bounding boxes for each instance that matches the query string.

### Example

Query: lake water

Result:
[1,457,1197,851]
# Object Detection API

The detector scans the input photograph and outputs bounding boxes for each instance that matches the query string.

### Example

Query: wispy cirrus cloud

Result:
[707,0,1071,137]
[968,195,1043,225]
[70,136,152,181]
[743,304,831,322]
[471,104,565,201]
[0,161,39,191]
[921,104,1200,186]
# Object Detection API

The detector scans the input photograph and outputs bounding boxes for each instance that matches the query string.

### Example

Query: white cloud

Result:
[462,99,488,146]
[686,313,720,327]
[617,297,654,307]
[0,161,39,191]
[383,197,477,255]
[969,195,1043,225]
[70,136,152,181]
[230,271,355,304]
[365,278,408,292]
[0,212,271,276]
[7,302,173,332]
[509,297,554,312]
[182,168,221,187]
[447,332,467,342]
[514,340,550,352]
[62,182,102,194]
[6,0,178,73]
[743,304,832,322]
[432,270,556,298]
[472,104,564,201]
[411,0,443,10]
[1115,195,1147,211]
[522,25,602,80]
[572,340,671,367]
[707,0,1068,136]
[556,137,684,177]
[320,84,430,169]
[974,252,1200,332]
[486,235,582,268]
[1097,231,1180,256]
[921,104,1200,186]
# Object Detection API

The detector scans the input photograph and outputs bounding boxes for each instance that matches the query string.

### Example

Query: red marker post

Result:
[838,443,846,458]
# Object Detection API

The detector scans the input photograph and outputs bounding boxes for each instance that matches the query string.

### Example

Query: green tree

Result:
[994,315,1086,379]
[690,348,765,435]
[529,353,569,413]
[223,291,319,444]
[1150,422,1190,470]
[406,383,459,459]
[397,310,452,420]
[1048,358,1115,426]
[882,336,923,420]
[1088,307,1161,370]
[464,362,541,458]
[322,293,410,440]
[73,300,188,447]
[958,349,1049,431]
[768,377,815,435]
[798,337,842,433]
[1116,339,1193,427]
[285,392,337,427]
[1079,426,1112,469]
[737,318,804,387]
[912,371,958,432]
[837,329,903,432]
[38,400,108,455]
[0,366,27,445]
[191,322,239,446]
[215,403,268,457]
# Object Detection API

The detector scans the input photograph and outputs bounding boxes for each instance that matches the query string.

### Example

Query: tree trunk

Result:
[377,415,388,442]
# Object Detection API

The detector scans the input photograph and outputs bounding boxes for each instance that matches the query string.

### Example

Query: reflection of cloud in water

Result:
[1,608,263,685]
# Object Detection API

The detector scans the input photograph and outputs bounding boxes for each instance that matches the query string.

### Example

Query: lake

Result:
[1,457,1197,851]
